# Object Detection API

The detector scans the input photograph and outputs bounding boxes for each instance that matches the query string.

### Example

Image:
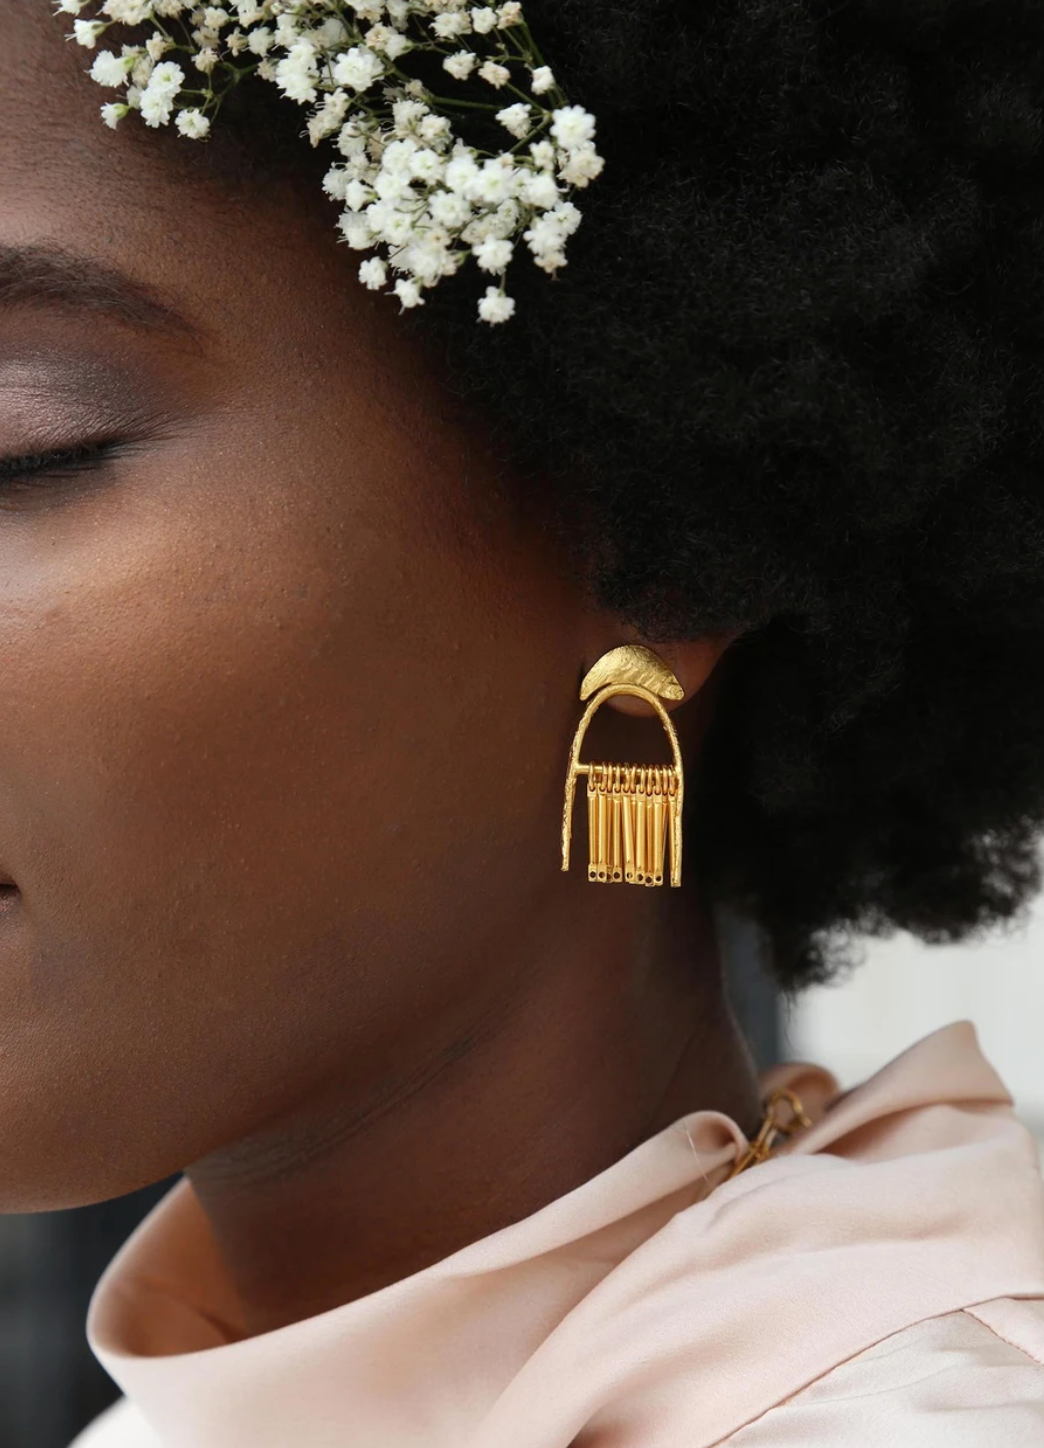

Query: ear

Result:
[581,634,735,718]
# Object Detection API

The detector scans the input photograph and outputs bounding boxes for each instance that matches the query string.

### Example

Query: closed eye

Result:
[0,438,129,492]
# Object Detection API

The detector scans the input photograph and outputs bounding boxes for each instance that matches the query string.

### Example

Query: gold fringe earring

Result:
[561,645,685,887]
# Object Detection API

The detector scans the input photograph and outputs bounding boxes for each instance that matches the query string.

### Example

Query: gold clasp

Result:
[727,1088,814,1180]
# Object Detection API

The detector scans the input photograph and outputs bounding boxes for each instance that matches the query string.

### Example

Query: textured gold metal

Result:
[727,1089,814,1180]
[578,644,684,702]
[562,647,685,888]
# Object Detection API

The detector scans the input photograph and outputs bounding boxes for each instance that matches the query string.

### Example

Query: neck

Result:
[187,885,762,1337]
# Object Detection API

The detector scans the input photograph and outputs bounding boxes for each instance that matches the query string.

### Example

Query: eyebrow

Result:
[0,243,202,341]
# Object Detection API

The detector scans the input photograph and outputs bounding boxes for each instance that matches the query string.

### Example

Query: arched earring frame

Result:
[561,681,684,887]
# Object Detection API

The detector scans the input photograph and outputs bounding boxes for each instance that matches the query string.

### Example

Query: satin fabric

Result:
[71,1021,1044,1446]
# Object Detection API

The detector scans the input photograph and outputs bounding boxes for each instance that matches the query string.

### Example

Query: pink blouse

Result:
[72,1021,1044,1446]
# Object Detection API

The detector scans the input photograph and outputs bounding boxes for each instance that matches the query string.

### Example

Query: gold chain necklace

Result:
[727,1088,814,1180]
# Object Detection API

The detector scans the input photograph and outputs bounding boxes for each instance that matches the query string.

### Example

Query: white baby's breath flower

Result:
[470,6,497,33]
[337,123,371,161]
[392,99,428,133]
[478,286,515,322]
[551,104,596,150]
[381,137,418,176]
[89,49,132,86]
[382,210,416,246]
[323,165,350,201]
[496,102,531,139]
[523,212,568,272]
[73,18,106,46]
[520,169,559,208]
[100,100,129,128]
[194,46,220,73]
[497,2,522,26]
[429,189,472,227]
[275,40,319,103]
[148,60,186,94]
[274,14,302,46]
[365,23,409,58]
[557,141,604,187]
[338,214,375,248]
[359,257,388,290]
[145,33,171,60]
[403,237,452,284]
[445,151,480,193]
[140,87,177,126]
[409,148,444,183]
[137,58,184,125]
[468,156,519,205]
[382,31,412,59]
[442,50,477,81]
[431,10,471,38]
[175,106,211,138]
[530,65,555,95]
[478,59,511,88]
[394,277,425,309]
[246,25,274,55]
[418,113,451,145]
[473,236,513,273]
[308,89,350,144]
[373,169,410,204]
[553,200,583,235]
[344,177,373,210]
[129,52,155,88]
[332,45,384,92]
[102,0,151,21]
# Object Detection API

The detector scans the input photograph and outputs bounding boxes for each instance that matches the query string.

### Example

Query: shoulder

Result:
[725,1299,1044,1445]
[67,1398,160,1448]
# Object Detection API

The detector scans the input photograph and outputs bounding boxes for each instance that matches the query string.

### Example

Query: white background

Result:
[786,886,1044,1139]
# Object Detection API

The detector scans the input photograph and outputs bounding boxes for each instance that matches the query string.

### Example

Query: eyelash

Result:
[0,439,126,491]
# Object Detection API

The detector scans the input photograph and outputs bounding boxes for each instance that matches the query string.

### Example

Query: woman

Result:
[3,0,1044,1442]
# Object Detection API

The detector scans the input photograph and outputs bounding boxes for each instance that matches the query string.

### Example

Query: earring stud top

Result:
[578,645,685,702]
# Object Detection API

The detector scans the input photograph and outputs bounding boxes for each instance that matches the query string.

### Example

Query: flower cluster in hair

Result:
[55,0,605,323]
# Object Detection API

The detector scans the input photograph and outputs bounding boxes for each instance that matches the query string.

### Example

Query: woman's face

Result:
[0,7,649,1210]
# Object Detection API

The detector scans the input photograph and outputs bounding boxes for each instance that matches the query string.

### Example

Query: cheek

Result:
[0,414,576,1208]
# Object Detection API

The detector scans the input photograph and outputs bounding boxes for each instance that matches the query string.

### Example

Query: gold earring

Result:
[561,645,685,888]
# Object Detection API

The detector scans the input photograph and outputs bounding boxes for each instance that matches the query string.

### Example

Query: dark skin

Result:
[0,8,760,1336]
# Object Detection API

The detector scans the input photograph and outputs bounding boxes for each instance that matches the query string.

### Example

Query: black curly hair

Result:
[151,0,1044,990]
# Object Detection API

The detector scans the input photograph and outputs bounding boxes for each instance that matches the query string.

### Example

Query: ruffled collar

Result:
[87,1022,1044,1447]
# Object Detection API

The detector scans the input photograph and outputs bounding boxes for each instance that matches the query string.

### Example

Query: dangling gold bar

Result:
[666,788,679,887]
[622,771,635,882]
[597,775,608,881]
[652,777,666,885]
[645,772,658,886]
[635,778,647,883]
[587,768,598,881]
[611,770,622,881]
